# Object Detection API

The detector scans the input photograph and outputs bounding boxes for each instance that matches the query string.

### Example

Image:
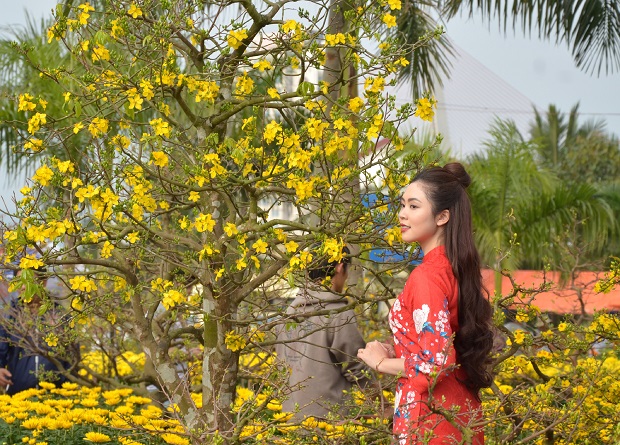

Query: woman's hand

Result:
[380,342,396,358]
[357,340,390,370]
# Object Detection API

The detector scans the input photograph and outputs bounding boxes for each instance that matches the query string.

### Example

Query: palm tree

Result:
[467,118,615,293]
[392,0,620,97]
[0,13,72,176]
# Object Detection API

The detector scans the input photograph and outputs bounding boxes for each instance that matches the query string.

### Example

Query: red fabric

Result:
[389,245,484,444]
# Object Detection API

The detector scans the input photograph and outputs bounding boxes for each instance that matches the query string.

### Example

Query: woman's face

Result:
[398,181,447,252]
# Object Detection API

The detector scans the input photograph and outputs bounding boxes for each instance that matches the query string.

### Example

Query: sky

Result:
[1,1,619,200]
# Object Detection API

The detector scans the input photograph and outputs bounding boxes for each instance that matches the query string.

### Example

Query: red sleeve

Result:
[394,269,457,393]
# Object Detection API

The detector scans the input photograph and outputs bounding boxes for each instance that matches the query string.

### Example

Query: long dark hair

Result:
[412,162,494,392]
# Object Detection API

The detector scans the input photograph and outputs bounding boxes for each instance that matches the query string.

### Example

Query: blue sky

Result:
[1,1,618,201]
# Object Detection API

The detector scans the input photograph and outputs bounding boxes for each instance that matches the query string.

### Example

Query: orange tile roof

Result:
[481,269,620,314]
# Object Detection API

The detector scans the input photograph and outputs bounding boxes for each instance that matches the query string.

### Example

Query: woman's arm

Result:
[357,340,404,375]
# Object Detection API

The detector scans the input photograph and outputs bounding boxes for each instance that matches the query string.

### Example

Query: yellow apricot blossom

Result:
[235,71,254,96]
[383,13,397,28]
[263,120,282,143]
[252,239,268,254]
[127,3,143,18]
[150,118,171,137]
[27,113,47,133]
[33,164,54,186]
[227,29,248,50]
[162,289,185,310]
[101,241,114,259]
[88,117,109,137]
[348,97,364,112]
[44,333,59,347]
[323,238,345,262]
[414,97,437,122]
[91,44,110,62]
[325,33,346,46]
[267,88,280,99]
[18,93,37,112]
[19,254,45,270]
[282,20,298,33]
[195,213,215,233]
[224,222,238,237]
[70,276,98,292]
[225,331,247,352]
[151,151,169,167]
[253,59,273,71]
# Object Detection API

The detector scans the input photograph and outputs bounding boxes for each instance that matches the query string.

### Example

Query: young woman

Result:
[358,163,494,444]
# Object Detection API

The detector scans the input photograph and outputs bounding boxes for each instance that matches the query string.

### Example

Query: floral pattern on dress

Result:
[387,246,484,444]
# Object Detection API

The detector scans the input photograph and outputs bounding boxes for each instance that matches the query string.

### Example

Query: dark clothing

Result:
[275,287,370,420]
[0,297,70,395]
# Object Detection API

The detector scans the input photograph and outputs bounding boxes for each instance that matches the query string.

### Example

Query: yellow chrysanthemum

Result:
[84,432,112,443]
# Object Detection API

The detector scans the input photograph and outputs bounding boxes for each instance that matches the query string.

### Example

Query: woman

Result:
[358,163,494,444]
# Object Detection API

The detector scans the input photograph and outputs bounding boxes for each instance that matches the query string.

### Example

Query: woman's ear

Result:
[436,209,450,226]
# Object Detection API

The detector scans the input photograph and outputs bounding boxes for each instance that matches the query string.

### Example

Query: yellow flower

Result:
[74,122,84,134]
[414,97,437,122]
[263,120,282,144]
[195,213,215,233]
[235,71,254,96]
[388,0,402,9]
[161,433,189,445]
[252,59,272,72]
[27,112,47,133]
[33,164,54,186]
[305,118,329,139]
[513,329,526,345]
[323,238,345,262]
[162,289,185,310]
[78,2,95,23]
[364,77,385,94]
[252,239,268,254]
[225,331,247,352]
[150,118,171,137]
[127,232,140,243]
[188,191,200,202]
[70,276,98,292]
[224,222,238,237]
[44,333,59,347]
[91,44,110,62]
[236,257,247,271]
[284,240,298,253]
[267,88,280,99]
[227,29,248,50]
[348,97,364,113]
[18,93,37,111]
[382,13,397,28]
[127,3,143,18]
[558,322,568,332]
[126,87,143,110]
[282,20,298,33]
[151,151,169,167]
[88,117,109,137]
[84,432,111,443]
[19,254,45,270]
[325,33,346,46]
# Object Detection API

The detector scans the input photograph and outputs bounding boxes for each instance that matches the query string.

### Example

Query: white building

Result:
[388,42,538,159]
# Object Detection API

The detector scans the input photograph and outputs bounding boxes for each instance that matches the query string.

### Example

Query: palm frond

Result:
[570,0,620,75]
[515,182,615,266]
[440,0,620,75]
